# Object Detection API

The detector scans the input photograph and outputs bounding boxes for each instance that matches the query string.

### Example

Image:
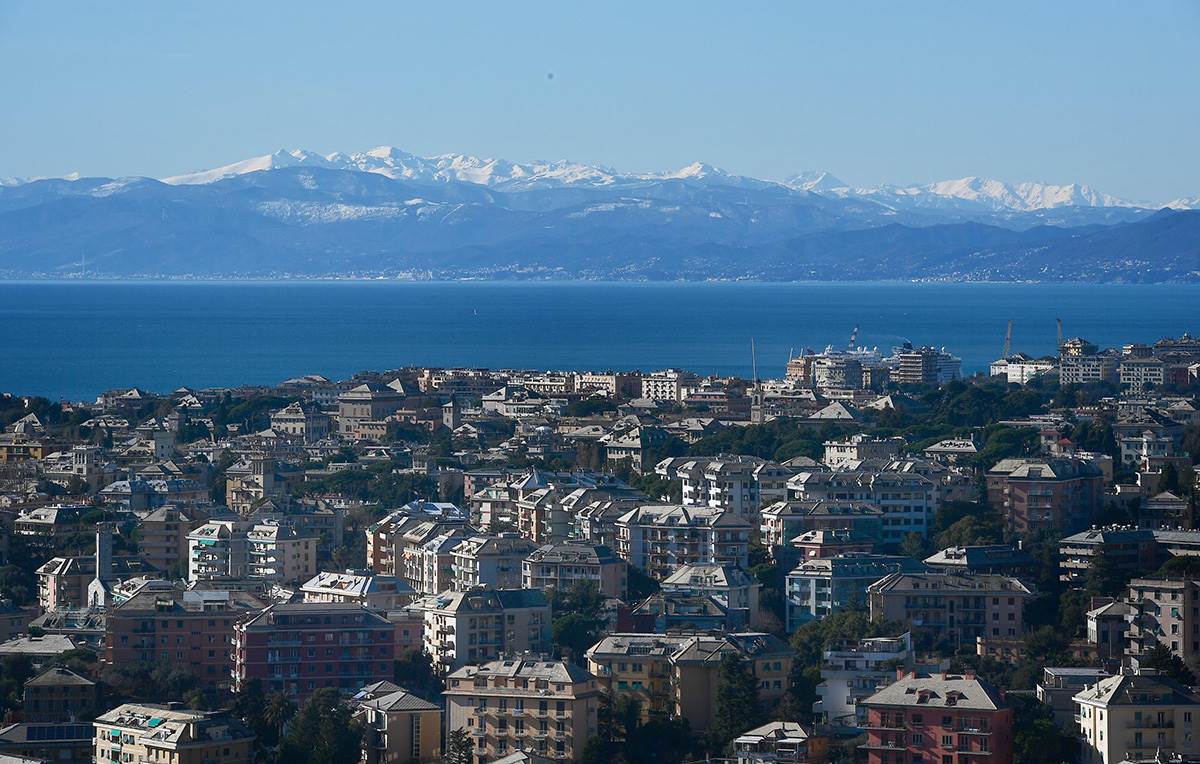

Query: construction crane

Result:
[847,325,859,352]
[1003,320,1013,358]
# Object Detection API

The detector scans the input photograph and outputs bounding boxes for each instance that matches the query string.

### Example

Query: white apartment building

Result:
[187,519,317,584]
[822,435,905,469]
[450,534,537,591]
[638,369,700,402]
[656,456,794,517]
[410,587,551,675]
[787,469,937,546]
[815,633,913,730]
[614,505,752,579]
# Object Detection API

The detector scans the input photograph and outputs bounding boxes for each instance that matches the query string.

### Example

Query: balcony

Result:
[1128,719,1174,729]
[864,722,905,731]
[859,742,906,752]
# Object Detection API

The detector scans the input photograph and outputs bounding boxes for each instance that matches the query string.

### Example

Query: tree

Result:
[898,532,930,559]
[1140,644,1197,685]
[552,612,603,659]
[393,651,443,701]
[1011,695,1078,764]
[711,653,762,748]
[1084,547,1129,598]
[0,655,34,718]
[279,688,360,764]
[444,728,473,764]
[263,691,297,746]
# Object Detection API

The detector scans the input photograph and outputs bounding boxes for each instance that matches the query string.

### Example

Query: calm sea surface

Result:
[2,281,1198,401]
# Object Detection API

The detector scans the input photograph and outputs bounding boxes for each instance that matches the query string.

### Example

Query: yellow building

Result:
[585,632,795,731]
[93,703,254,764]
[1075,669,1200,764]
[444,658,602,763]
[354,681,443,764]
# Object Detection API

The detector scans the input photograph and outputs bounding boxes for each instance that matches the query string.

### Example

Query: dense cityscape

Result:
[0,332,1197,764]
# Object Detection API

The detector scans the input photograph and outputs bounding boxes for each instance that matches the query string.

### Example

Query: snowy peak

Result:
[787,170,848,193]
[920,176,1131,211]
[147,146,1182,211]
[163,148,332,185]
[1164,196,1200,211]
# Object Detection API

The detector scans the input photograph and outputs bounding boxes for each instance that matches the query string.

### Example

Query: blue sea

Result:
[3,281,1198,401]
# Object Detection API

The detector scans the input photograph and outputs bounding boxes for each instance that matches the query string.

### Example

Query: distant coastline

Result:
[3,281,1197,401]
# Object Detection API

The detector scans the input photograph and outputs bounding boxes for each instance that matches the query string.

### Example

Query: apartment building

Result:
[867,572,1034,647]
[364,511,473,592]
[786,554,926,630]
[411,588,550,675]
[451,535,537,591]
[759,500,885,562]
[661,564,760,623]
[1125,577,1200,664]
[1075,669,1200,764]
[573,371,640,397]
[336,382,406,440]
[187,520,317,584]
[990,355,1056,385]
[135,505,205,575]
[269,400,331,443]
[815,633,913,731]
[106,585,267,688]
[1121,357,1167,392]
[787,469,937,547]
[36,555,151,613]
[655,456,794,517]
[585,631,794,731]
[822,435,904,469]
[1036,667,1111,730]
[22,667,98,723]
[893,347,962,386]
[1058,527,1163,587]
[299,570,415,611]
[444,658,602,764]
[353,681,442,764]
[1060,354,1119,386]
[734,721,813,764]
[232,602,396,702]
[92,704,254,764]
[671,632,795,731]
[639,369,700,402]
[585,633,691,721]
[522,543,626,599]
[859,672,1013,764]
[614,505,752,579]
[922,544,1035,576]
[986,457,1105,535]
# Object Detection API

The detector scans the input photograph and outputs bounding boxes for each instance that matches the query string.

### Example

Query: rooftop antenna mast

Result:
[751,337,759,385]
[1003,320,1013,358]
[1056,317,1064,350]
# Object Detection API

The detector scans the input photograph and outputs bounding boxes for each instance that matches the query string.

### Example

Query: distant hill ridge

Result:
[0,149,1197,281]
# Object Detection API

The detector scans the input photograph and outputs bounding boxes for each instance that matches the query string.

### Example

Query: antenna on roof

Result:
[1003,320,1012,359]
[1056,317,1064,350]
[751,338,759,386]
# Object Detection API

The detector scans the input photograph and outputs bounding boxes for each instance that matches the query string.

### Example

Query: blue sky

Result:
[2,1,1198,201]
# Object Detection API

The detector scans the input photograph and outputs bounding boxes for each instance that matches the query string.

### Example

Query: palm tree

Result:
[263,691,297,743]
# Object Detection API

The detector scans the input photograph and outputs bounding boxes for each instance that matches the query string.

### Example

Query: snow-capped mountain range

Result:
[2,145,1198,281]
[157,146,1193,212]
